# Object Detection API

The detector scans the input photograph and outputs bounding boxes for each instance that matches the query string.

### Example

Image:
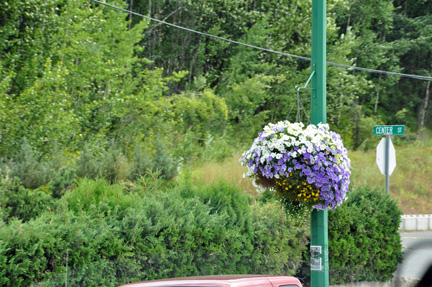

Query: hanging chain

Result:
[287,89,311,125]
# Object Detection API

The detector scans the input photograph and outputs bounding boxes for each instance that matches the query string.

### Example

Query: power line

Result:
[91,0,432,82]
[90,0,310,61]
[326,61,432,81]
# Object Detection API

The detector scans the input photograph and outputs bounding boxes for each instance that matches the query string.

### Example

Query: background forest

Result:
[1,0,431,186]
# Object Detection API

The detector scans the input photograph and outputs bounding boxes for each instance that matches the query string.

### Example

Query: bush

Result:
[297,185,403,286]
[100,144,134,183]
[62,178,138,215]
[328,185,403,284]
[0,209,127,287]
[0,179,308,286]
[49,165,77,198]
[7,139,53,189]
[152,137,178,180]
[131,143,153,180]
[76,144,102,179]
[0,177,55,223]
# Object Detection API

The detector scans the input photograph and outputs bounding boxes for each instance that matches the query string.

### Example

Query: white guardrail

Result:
[399,215,432,231]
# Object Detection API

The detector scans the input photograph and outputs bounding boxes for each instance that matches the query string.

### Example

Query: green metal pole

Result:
[311,0,329,287]
[311,0,326,125]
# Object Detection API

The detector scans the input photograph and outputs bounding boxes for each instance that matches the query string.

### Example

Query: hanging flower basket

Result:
[240,121,351,215]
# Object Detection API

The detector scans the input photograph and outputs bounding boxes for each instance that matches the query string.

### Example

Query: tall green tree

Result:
[387,1,432,130]
[0,0,150,156]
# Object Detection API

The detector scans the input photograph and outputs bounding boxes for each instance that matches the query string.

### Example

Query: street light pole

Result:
[310,0,329,287]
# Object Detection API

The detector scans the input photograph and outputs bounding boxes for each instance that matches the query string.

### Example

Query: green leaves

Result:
[0,178,308,286]
[328,185,403,283]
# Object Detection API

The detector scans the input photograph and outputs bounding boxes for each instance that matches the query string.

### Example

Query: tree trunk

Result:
[374,74,381,115]
[352,104,362,150]
[128,0,133,30]
[374,90,379,115]
[417,81,431,131]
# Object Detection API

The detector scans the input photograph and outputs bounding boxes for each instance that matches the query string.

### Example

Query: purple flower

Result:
[240,120,351,212]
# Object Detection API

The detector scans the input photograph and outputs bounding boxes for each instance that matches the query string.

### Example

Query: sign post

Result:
[310,1,329,287]
[374,125,404,194]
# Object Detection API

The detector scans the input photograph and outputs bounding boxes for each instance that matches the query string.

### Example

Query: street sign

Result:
[376,137,396,175]
[374,125,405,136]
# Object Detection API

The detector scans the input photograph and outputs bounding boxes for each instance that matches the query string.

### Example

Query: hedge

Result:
[0,178,308,287]
[1,178,402,287]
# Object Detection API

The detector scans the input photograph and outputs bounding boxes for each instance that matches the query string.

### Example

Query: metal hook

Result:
[295,71,315,91]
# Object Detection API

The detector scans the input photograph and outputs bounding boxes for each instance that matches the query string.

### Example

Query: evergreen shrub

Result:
[297,185,403,286]
[100,144,134,183]
[7,139,53,189]
[49,165,77,198]
[328,185,403,284]
[0,179,308,287]
[152,137,178,180]
[0,177,55,223]
[76,144,102,179]
[131,143,153,180]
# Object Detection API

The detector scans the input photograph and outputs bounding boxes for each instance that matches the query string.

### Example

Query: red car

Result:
[118,275,302,287]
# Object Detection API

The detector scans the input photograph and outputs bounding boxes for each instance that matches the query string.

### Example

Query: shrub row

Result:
[0,139,178,193]
[0,177,402,286]
[0,178,308,287]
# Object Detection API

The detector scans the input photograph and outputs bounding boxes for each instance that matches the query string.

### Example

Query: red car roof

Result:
[118,275,302,287]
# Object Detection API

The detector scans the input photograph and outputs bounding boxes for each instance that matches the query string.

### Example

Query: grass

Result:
[187,140,432,215]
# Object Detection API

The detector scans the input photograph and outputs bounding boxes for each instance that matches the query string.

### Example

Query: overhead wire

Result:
[90,0,310,61]
[90,0,432,82]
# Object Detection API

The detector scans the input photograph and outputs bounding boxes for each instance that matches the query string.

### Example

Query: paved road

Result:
[396,231,432,280]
